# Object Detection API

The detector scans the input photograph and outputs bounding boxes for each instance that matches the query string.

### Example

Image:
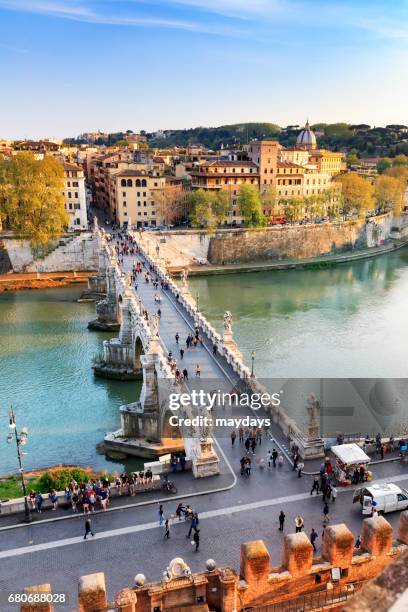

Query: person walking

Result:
[322,502,330,523]
[310,528,318,552]
[182,367,188,380]
[278,510,285,531]
[212,343,217,356]
[84,517,95,539]
[239,427,244,443]
[158,504,164,526]
[176,502,185,521]
[187,513,199,538]
[231,430,237,446]
[251,438,256,455]
[311,477,320,495]
[245,456,252,476]
[244,438,250,453]
[193,529,200,551]
[297,461,304,478]
[163,518,170,539]
[195,364,201,377]
[295,515,304,533]
[179,348,184,360]
[35,492,43,514]
[272,448,278,467]
[331,486,338,503]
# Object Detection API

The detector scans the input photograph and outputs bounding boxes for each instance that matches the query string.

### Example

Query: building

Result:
[189,123,343,224]
[62,162,88,229]
[190,160,259,222]
[109,167,188,228]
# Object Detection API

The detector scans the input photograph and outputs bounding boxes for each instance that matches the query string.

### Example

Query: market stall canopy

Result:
[331,443,370,464]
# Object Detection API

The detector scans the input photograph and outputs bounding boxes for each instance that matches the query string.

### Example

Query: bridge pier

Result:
[93,291,143,380]
[104,344,184,459]
[84,247,108,300]
[88,262,120,331]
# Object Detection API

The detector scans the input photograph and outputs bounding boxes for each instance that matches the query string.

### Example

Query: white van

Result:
[353,483,408,515]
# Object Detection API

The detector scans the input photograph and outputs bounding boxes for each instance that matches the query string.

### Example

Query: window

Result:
[122,192,126,197]
[137,201,141,207]
[144,201,147,206]
[75,192,78,198]
[124,212,127,216]
[67,181,71,187]
[123,202,127,207]
[137,212,141,216]
[73,181,79,187]
[68,191,72,198]
[241,168,245,173]
[136,179,141,187]
[154,182,158,187]
[74,203,80,210]
[69,203,73,210]
[144,211,147,216]
[127,179,132,187]
[121,179,126,187]
[141,179,147,187]
[143,192,146,197]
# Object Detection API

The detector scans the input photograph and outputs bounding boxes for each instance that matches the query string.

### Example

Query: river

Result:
[1,248,408,475]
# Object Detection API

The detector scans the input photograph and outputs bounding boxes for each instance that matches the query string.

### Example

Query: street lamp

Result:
[196,292,200,313]
[251,351,255,378]
[7,408,32,523]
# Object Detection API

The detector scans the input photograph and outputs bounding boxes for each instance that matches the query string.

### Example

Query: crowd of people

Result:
[28,470,155,514]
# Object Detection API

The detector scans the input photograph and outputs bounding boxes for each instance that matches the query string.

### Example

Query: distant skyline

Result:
[0,1,407,139]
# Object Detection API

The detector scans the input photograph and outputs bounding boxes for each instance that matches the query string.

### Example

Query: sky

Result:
[0,0,407,139]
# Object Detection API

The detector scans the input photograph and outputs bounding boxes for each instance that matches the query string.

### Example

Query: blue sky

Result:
[0,0,407,139]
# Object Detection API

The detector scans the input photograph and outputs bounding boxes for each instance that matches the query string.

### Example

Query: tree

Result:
[384,166,408,184]
[335,172,373,218]
[377,157,392,174]
[0,153,68,251]
[211,190,230,225]
[283,197,304,224]
[188,190,216,230]
[374,175,405,216]
[261,186,281,218]
[393,154,408,167]
[237,185,266,227]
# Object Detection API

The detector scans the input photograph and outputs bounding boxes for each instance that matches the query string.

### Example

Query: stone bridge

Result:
[87,224,325,477]
[87,229,222,477]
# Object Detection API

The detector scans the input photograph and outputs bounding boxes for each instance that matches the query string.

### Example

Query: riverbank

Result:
[0,271,93,292]
[169,236,408,276]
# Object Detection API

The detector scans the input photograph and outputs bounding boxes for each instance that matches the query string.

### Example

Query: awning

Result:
[331,443,370,465]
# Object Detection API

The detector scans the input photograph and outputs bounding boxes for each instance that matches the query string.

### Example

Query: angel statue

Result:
[152,313,159,337]
[223,311,233,334]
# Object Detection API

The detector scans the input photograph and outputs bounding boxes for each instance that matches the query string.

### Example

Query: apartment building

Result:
[62,162,88,229]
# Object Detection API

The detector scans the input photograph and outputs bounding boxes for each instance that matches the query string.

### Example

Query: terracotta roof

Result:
[63,162,82,172]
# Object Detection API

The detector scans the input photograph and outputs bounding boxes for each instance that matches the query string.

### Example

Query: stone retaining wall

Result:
[207,214,393,264]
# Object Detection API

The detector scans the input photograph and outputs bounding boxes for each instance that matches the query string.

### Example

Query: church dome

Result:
[296,121,317,150]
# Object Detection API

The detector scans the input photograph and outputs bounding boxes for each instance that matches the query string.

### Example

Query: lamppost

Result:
[251,351,255,378]
[196,292,200,313]
[7,408,31,523]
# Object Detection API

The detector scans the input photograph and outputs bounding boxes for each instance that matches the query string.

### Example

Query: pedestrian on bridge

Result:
[175,332,179,344]
[83,518,95,539]
[295,515,304,533]
[272,448,278,467]
[195,364,201,377]
[310,477,320,495]
[183,368,188,380]
[179,348,184,360]
[231,430,237,446]
[213,343,217,356]
[278,510,285,531]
